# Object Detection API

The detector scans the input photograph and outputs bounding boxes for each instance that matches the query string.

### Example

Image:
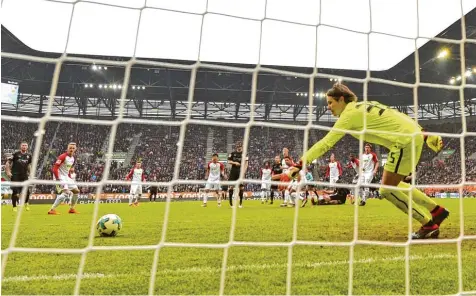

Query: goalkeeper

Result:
[288,83,449,240]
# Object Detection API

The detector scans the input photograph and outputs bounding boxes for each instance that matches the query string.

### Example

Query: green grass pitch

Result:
[2,199,476,295]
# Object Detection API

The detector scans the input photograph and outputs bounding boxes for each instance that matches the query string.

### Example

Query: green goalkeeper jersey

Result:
[302,101,422,164]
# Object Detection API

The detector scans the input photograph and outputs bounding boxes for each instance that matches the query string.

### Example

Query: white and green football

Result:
[96,214,122,237]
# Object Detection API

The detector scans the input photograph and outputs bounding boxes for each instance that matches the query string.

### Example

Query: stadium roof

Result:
[1,2,476,117]
[2,0,476,71]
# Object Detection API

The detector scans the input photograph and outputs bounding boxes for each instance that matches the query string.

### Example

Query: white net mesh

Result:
[1,0,476,295]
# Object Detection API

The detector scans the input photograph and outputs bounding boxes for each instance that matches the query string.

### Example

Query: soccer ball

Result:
[96,214,122,237]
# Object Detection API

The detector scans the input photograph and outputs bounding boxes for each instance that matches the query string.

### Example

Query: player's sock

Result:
[129,194,135,205]
[398,182,438,212]
[284,190,290,204]
[362,188,369,202]
[290,192,297,204]
[217,194,221,205]
[70,193,78,208]
[51,193,67,210]
[239,190,244,206]
[11,194,18,208]
[136,194,142,203]
[203,193,208,204]
[24,190,30,205]
[379,188,432,225]
[270,190,274,203]
[228,189,234,206]
[260,190,265,203]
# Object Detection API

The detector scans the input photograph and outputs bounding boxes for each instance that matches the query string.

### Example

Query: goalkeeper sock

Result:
[270,190,274,202]
[70,194,78,208]
[398,182,438,212]
[239,190,244,206]
[379,188,431,226]
[51,193,67,210]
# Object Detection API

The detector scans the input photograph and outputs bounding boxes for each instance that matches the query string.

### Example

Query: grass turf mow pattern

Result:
[1,199,476,295]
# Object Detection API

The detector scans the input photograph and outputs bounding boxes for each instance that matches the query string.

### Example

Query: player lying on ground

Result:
[314,182,351,205]
[48,143,80,215]
[287,83,448,239]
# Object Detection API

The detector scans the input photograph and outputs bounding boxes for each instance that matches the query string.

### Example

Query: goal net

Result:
[1,0,476,295]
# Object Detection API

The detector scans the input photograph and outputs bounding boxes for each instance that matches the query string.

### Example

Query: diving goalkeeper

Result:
[288,83,448,240]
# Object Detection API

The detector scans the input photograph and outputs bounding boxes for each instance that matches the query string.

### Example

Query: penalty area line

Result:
[2,253,455,282]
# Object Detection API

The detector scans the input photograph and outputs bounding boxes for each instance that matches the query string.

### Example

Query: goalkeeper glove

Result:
[425,134,443,153]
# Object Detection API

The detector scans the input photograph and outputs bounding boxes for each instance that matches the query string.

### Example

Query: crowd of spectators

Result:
[2,119,476,196]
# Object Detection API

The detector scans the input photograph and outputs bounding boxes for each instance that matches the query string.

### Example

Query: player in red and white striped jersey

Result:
[126,161,146,206]
[48,143,79,215]
[360,143,379,206]
[326,153,343,186]
[260,161,272,204]
[203,153,225,207]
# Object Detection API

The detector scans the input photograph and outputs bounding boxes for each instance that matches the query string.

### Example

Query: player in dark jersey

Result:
[270,155,283,204]
[149,176,158,202]
[5,141,32,212]
[316,187,350,205]
[227,142,248,208]
[315,180,350,205]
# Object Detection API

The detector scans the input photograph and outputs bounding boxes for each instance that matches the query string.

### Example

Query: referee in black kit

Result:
[5,141,33,212]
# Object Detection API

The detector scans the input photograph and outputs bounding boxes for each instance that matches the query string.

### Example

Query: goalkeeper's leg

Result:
[398,182,449,226]
[380,141,440,239]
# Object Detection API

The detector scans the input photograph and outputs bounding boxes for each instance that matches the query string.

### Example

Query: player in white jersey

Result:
[360,143,379,206]
[260,161,272,203]
[326,153,342,186]
[126,161,146,206]
[346,153,360,204]
[203,154,225,207]
[48,143,79,215]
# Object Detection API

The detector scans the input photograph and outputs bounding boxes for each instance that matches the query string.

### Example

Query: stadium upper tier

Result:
[2,120,475,194]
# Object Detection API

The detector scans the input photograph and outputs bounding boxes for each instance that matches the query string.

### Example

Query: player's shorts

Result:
[227,171,244,188]
[261,180,271,190]
[329,177,339,185]
[362,172,374,185]
[54,175,78,193]
[130,184,143,195]
[384,135,423,176]
[10,175,28,196]
[205,179,221,191]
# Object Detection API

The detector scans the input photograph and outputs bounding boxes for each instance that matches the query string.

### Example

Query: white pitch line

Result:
[2,253,455,282]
